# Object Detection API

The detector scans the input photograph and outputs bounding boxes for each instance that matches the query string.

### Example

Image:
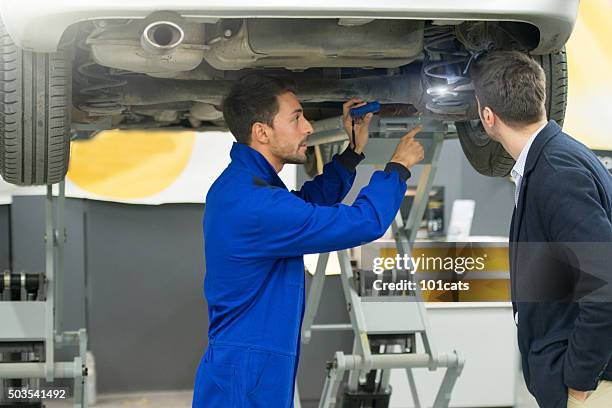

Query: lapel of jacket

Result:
[509,120,561,286]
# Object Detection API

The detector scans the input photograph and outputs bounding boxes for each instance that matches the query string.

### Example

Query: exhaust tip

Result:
[141,21,184,55]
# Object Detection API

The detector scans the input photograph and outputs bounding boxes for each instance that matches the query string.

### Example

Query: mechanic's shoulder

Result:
[250,176,282,189]
[205,167,252,204]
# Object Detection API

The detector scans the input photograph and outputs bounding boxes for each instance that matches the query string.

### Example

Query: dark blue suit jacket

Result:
[509,120,612,407]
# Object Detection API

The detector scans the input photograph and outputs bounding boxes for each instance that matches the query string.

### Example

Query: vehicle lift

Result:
[296,116,465,408]
[0,183,88,407]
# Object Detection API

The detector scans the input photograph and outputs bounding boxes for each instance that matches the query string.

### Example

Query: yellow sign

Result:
[68,130,196,200]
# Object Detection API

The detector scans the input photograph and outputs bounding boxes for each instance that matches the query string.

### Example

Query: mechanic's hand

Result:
[342,98,372,154]
[389,125,425,169]
[568,387,592,402]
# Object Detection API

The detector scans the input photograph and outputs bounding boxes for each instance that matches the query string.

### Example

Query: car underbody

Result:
[68,16,542,132]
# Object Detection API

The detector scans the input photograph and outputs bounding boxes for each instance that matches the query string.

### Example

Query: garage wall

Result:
[9,197,207,393]
[460,152,514,236]
[83,201,207,393]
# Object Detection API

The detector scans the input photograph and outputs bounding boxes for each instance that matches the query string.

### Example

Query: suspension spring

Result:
[75,23,128,116]
[422,25,472,115]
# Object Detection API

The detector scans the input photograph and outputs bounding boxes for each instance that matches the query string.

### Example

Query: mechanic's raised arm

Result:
[256,126,424,258]
[292,99,373,205]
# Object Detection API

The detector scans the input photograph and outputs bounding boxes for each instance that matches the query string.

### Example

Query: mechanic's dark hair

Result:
[470,51,546,127]
[222,74,297,144]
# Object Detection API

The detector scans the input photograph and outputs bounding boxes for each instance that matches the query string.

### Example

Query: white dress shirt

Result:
[510,122,547,325]
[510,122,548,208]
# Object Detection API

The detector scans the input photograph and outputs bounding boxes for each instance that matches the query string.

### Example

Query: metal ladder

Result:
[297,117,465,408]
[0,183,88,407]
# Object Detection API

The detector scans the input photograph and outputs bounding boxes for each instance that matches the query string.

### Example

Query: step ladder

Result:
[297,116,465,408]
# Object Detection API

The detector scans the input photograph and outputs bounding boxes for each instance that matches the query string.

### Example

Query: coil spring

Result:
[422,25,472,114]
[75,24,127,116]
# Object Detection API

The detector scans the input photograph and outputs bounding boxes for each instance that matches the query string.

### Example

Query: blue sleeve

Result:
[292,147,364,205]
[539,169,612,391]
[250,167,409,258]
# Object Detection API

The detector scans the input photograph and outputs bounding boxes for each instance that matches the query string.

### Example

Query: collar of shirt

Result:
[510,122,548,187]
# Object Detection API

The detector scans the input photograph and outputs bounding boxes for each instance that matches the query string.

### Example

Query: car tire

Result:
[0,21,72,186]
[455,49,568,177]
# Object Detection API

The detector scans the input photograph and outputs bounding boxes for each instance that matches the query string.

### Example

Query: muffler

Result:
[88,11,206,76]
[141,20,185,55]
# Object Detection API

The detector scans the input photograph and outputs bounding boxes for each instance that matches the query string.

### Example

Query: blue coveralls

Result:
[192,142,409,407]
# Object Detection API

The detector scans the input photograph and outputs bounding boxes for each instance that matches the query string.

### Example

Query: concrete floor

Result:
[42,381,539,408]
[45,390,193,408]
[43,364,539,408]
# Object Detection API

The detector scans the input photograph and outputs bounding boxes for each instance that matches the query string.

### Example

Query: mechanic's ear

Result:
[251,122,271,145]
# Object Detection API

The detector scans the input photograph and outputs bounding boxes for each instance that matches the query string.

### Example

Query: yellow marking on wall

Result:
[565,0,612,149]
[67,130,196,199]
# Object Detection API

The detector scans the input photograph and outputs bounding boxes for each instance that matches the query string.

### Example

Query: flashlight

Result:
[349,101,381,119]
[348,101,380,150]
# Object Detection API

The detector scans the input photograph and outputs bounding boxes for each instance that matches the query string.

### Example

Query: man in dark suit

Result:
[470,51,612,407]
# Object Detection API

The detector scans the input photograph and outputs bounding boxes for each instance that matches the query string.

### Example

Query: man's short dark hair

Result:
[222,74,297,144]
[470,51,547,127]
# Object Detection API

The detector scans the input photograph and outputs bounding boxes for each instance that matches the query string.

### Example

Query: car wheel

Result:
[455,49,568,177]
[0,21,71,186]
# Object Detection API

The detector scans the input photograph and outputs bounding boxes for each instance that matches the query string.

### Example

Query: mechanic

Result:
[192,74,424,407]
[470,51,612,408]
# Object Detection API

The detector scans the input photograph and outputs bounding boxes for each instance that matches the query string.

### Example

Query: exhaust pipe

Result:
[141,20,185,55]
[120,64,479,121]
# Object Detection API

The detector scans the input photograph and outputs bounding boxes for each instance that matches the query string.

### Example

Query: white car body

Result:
[1,0,579,54]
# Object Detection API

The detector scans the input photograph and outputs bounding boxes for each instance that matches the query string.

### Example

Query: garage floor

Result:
[45,390,193,408]
[43,376,539,408]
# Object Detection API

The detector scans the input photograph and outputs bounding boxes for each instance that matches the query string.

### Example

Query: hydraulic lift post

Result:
[0,182,89,407]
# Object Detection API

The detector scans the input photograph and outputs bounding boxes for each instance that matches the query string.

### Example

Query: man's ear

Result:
[481,106,496,128]
[251,122,271,145]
